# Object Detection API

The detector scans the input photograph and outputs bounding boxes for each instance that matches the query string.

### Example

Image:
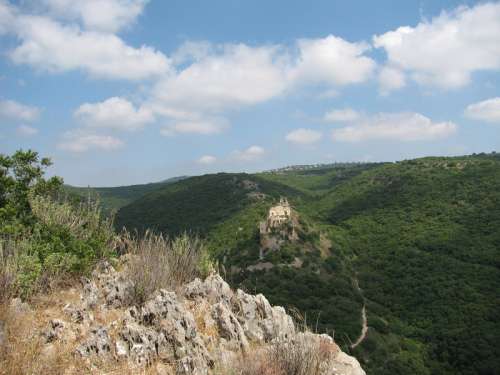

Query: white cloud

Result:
[290,35,376,86]
[1,2,169,81]
[74,97,154,131]
[172,41,213,65]
[465,97,500,123]
[197,155,217,165]
[324,108,360,123]
[378,66,406,94]
[58,131,124,152]
[374,3,500,89]
[160,118,228,136]
[16,124,38,136]
[150,37,375,136]
[286,128,322,145]
[42,0,148,33]
[317,89,339,99]
[0,99,40,122]
[233,145,265,161]
[0,1,16,34]
[331,112,457,142]
[152,44,288,114]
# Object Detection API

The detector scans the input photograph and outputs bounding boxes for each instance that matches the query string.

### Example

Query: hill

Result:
[115,153,500,375]
[64,176,187,213]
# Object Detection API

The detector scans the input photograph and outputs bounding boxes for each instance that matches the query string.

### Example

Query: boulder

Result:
[183,274,232,305]
[211,302,249,351]
[76,326,111,357]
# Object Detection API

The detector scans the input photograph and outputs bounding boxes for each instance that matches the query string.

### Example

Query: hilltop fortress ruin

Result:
[259,197,298,257]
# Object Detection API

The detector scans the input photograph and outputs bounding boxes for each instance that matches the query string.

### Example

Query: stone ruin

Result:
[259,197,299,257]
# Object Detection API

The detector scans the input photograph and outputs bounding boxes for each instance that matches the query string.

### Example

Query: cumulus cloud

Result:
[172,41,213,65]
[373,3,500,89]
[160,117,228,136]
[197,155,217,165]
[378,66,406,94]
[233,145,265,161]
[324,108,360,123]
[16,124,38,136]
[286,128,322,145]
[465,97,500,123]
[331,112,457,142]
[150,36,375,135]
[290,35,375,87]
[0,99,40,122]
[41,0,148,33]
[58,131,124,152]
[74,97,154,131]
[1,1,169,80]
[152,44,288,114]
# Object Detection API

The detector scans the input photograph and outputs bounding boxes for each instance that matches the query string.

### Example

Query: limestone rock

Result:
[332,351,366,375]
[42,319,65,343]
[80,277,99,310]
[233,289,294,343]
[211,302,248,351]
[184,274,232,305]
[76,326,111,357]
[30,258,364,375]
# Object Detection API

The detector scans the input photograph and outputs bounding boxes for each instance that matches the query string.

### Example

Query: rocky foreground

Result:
[2,260,365,374]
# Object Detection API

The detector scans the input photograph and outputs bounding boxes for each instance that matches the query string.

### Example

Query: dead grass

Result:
[126,231,209,305]
[220,332,338,375]
[0,299,77,375]
[0,239,19,304]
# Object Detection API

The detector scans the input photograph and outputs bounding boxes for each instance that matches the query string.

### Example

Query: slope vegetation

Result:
[115,154,500,375]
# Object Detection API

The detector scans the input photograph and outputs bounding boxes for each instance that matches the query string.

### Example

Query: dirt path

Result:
[351,276,368,349]
[351,305,367,349]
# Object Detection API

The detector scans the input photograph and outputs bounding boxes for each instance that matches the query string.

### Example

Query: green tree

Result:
[0,150,62,234]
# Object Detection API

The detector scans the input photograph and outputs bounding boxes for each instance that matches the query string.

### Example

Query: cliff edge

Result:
[1,259,365,375]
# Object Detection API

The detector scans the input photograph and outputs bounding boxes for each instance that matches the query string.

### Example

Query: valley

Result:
[77,153,500,375]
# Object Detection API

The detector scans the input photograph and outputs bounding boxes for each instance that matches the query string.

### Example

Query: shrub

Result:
[0,194,116,300]
[126,231,212,305]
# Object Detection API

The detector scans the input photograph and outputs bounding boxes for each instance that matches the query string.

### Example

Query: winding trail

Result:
[351,276,368,349]
[351,305,367,349]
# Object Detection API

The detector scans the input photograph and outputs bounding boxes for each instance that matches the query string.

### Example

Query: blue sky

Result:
[1,0,499,186]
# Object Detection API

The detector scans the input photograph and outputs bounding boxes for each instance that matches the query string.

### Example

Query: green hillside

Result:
[115,173,305,235]
[64,176,187,213]
[115,154,500,375]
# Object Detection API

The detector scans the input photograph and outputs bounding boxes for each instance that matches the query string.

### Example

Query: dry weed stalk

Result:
[126,230,209,305]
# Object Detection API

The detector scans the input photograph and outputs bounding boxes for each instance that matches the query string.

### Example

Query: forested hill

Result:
[64,176,187,213]
[113,153,499,375]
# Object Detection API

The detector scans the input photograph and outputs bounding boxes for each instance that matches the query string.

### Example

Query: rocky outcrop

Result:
[26,261,364,375]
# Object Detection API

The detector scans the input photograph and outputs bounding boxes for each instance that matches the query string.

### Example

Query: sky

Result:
[1,0,499,186]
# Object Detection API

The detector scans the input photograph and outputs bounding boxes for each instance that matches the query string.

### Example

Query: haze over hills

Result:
[64,176,188,213]
[109,153,500,375]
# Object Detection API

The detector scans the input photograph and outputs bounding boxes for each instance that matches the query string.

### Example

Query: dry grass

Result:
[0,240,17,305]
[220,333,338,375]
[126,230,210,305]
[0,299,76,375]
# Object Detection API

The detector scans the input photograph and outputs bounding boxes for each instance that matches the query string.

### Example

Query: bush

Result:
[0,195,116,300]
[126,231,212,305]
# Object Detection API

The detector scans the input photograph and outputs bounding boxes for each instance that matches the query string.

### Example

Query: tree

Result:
[0,150,62,234]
